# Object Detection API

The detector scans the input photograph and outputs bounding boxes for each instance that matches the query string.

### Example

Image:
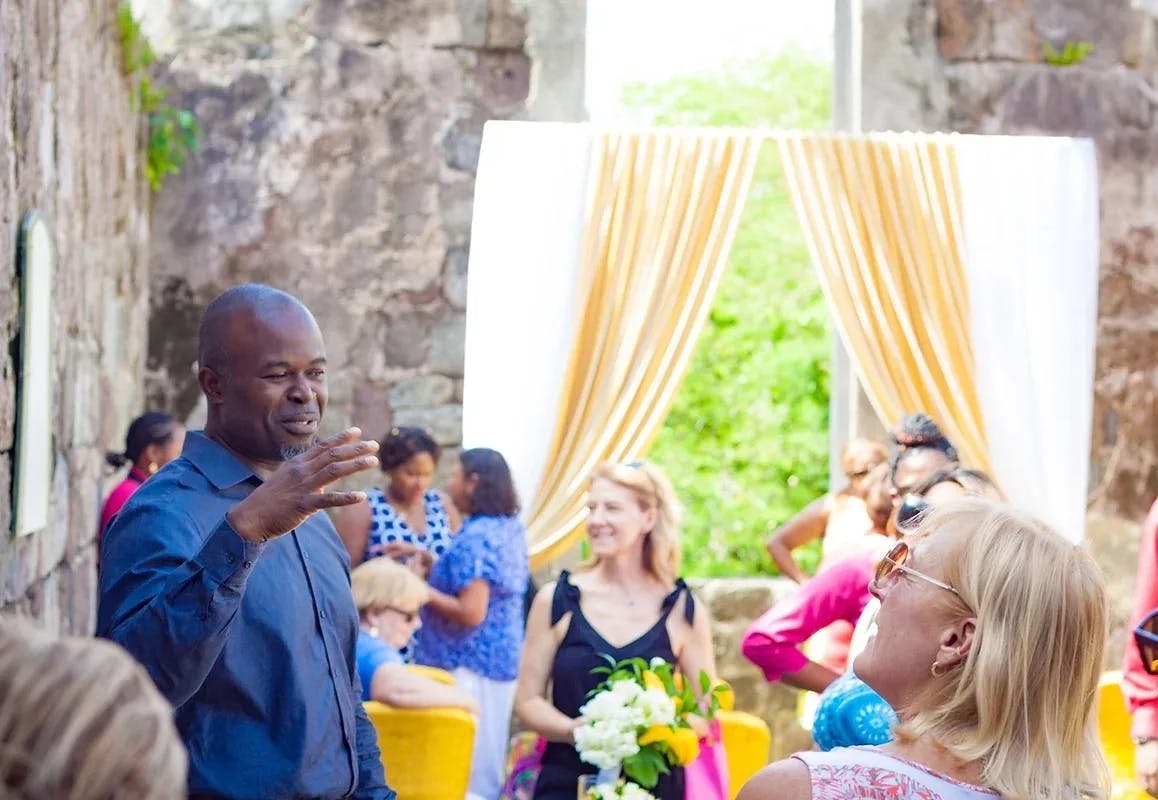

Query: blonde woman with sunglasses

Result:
[351,559,480,714]
[739,498,1110,800]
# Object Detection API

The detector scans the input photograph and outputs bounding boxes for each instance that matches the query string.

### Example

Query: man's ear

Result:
[936,617,976,670]
[199,365,226,405]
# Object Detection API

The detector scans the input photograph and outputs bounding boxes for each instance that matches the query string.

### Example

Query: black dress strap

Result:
[659,578,696,626]
[550,570,580,625]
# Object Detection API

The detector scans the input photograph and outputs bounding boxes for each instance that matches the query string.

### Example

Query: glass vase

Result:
[577,765,622,798]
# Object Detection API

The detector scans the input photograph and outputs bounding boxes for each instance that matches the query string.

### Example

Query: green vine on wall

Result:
[1042,40,1093,67]
[117,4,200,191]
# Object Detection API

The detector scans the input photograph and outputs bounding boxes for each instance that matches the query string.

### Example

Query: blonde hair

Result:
[351,559,430,616]
[585,462,684,583]
[0,618,186,800]
[896,499,1109,800]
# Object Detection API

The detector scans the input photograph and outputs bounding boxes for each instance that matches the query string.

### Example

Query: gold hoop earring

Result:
[930,662,947,678]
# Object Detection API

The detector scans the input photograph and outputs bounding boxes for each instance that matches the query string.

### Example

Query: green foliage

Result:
[117,4,200,190]
[624,52,833,578]
[1042,40,1093,66]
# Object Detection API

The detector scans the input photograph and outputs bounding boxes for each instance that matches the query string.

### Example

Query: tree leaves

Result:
[626,52,833,578]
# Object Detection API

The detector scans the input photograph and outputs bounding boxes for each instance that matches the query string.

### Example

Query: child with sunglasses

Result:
[350,558,480,713]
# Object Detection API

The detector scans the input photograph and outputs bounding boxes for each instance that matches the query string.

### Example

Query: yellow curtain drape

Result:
[525,130,762,569]
[774,133,991,475]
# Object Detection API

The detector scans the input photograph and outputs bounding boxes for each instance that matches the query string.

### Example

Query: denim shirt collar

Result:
[182,430,260,491]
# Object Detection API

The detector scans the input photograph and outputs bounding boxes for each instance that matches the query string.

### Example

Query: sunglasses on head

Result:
[873,540,959,596]
[1135,609,1158,675]
[896,494,930,531]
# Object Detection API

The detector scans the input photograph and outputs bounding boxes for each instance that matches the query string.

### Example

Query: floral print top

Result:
[414,514,529,681]
[363,487,454,562]
[793,747,1000,800]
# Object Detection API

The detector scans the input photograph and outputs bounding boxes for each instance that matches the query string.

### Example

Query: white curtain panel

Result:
[956,136,1100,542]
[461,121,594,518]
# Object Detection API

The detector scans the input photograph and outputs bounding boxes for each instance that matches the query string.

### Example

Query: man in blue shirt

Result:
[99,284,395,800]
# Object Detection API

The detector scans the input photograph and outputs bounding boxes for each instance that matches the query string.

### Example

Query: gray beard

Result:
[279,442,314,461]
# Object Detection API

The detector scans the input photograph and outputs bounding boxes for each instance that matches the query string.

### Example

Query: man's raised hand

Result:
[228,428,379,543]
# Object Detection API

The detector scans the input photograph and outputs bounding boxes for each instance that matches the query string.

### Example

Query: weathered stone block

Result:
[390,375,455,408]
[383,311,435,369]
[351,383,393,443]
[428,311,466,377]
[698,577,790,623]
[474,51,531,111]
[394,404,463,446]
[936,0,991,61]
[443,246,470,311]
[487,0,527,50]
[988,0,1038,61]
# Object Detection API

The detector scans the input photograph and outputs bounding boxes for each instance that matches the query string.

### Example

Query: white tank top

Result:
[794,747,1000,800]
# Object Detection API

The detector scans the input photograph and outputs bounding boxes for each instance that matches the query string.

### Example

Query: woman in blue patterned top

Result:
[414,448,529,800]
[336,426,461,569]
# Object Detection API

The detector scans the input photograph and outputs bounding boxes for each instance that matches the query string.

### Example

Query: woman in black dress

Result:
[515,461,716,800]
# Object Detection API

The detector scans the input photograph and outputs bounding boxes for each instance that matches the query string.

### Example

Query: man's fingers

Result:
[310,490,369,510]
[321,440,380,465]
[304,427,364,461]
[306,455,379,488]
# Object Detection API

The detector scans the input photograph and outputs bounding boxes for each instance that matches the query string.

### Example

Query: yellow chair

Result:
[718,709,772,800]
[1099,670,1151,800]
[363,666,476,800]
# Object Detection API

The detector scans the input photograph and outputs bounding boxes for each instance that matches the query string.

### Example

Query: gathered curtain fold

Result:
[525,130,762,569]
[773,133,993,477]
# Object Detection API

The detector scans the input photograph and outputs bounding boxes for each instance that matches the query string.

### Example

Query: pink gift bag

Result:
[684,720,730,800]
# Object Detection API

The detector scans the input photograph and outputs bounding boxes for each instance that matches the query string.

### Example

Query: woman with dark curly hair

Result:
[336,426,461,568]
[414,448,529,800]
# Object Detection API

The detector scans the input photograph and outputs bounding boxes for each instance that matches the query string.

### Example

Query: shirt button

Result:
[319,611,326,620]
[226,553,236,565]
[243,561,252,569]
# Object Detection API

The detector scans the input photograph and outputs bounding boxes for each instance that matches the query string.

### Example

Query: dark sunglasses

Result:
[896,493,930,531]
[873,540,959,596]
[1135,609,1158,675]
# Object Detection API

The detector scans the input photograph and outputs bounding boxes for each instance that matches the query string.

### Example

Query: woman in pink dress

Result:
[101,412,186,534]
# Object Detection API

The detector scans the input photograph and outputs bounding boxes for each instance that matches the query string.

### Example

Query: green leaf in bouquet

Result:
[623,746,670,789]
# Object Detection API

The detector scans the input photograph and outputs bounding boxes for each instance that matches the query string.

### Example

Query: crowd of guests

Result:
[0,283,1148,800]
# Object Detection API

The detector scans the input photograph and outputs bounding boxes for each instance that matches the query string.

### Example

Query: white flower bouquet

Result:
[574,656,727,796]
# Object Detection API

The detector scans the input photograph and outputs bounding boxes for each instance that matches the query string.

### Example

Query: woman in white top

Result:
[740,498,1110,800]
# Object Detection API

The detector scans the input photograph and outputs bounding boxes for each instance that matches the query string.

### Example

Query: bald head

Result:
[197,285,329,470]
[198,284,317,375]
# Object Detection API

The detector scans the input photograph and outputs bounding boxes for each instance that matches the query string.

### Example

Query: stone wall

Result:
[862,0,1158,527]
[0,1,150,631]
[142,0,585,484]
